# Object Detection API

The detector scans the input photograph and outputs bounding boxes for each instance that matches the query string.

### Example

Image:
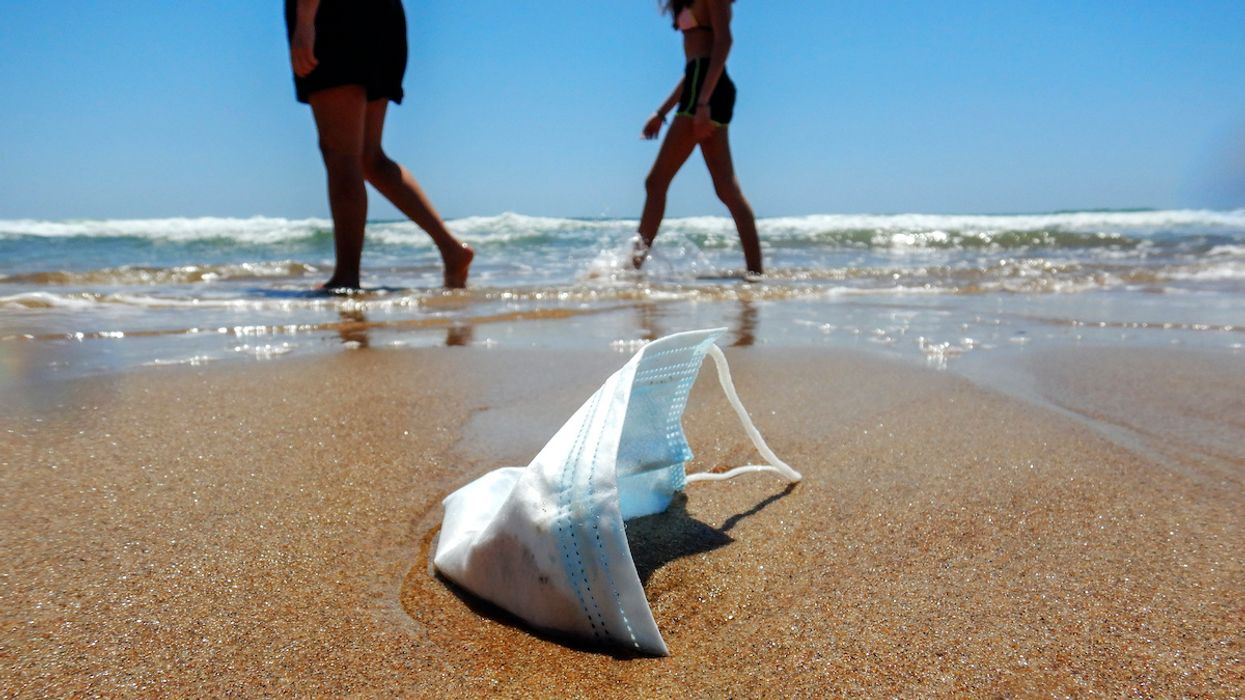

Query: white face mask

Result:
[433,328,801,656]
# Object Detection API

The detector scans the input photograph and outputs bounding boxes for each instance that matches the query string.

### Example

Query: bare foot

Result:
[320,276,361,293]
[631,236,652,270]
[442,243,474,289]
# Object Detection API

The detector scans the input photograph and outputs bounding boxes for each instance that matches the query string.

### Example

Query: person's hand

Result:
[693,104,713,140]
[642,113,665,140]
[290,22,318,78]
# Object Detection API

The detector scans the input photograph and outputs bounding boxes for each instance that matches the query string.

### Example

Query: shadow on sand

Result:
[429,483,797,658]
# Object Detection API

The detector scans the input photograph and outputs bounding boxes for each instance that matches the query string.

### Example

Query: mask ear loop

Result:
[684,345,803,484]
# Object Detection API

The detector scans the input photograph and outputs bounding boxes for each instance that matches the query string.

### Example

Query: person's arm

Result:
[694,0,733,133]
[290,0,321,78]
[642,78,686,139]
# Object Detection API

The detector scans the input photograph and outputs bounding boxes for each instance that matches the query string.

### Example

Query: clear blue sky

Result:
[1,1,1243,219]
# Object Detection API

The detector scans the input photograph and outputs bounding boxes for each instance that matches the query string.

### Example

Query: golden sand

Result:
[2,347,1242,696]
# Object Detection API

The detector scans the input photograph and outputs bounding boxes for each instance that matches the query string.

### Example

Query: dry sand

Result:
[1,345,1242,697]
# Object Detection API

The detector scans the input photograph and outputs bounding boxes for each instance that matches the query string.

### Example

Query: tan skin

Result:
[634,0,762,275]
[290,0,474,290]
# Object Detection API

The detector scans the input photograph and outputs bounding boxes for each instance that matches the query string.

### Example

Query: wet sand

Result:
[2,345,1242,696]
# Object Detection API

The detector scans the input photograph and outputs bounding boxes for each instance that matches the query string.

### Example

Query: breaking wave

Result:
[3,209,1243,252]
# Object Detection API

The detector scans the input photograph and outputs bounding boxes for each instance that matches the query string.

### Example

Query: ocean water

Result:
[2,210,1243,386]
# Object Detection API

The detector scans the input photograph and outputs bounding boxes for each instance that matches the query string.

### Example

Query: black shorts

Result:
[284,0,408,104]
[675,57,736,126]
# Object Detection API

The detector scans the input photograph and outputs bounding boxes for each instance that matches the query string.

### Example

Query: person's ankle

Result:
[440,242,472,260]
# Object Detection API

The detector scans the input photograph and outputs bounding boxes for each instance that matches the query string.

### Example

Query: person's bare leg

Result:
[362,100,474,289]
[700,126,762,275]
[309,86,370,290]
[634,117,699,269]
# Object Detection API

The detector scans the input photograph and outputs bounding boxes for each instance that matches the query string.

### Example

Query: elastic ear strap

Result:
[685,345,802,484]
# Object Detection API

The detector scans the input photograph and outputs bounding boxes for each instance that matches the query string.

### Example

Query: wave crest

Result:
[4,261,319,286]
[3,210,1243,252]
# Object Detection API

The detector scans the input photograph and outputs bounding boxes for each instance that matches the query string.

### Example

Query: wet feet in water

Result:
[442,243,474,289]
[631,237,652,270]
[319,277,361,294]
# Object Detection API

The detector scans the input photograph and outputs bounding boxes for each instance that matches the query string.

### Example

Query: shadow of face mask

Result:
[433,328,801,656]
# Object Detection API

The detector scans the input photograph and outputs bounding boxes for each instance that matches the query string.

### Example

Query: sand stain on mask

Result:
[431,328,801,655]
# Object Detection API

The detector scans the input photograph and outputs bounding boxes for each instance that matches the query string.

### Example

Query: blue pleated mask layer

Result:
[433,328,801,655]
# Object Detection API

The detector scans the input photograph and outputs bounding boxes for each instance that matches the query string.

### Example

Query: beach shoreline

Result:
[2,336,1242,696]
[4,210,1244,392]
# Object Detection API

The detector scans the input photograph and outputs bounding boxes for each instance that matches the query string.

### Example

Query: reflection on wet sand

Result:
[632,296,758,347]
[636,302,661,342]
[336,308,474,348]
[445,323,473,347]
[0,336,109,415]
[733,298,756,347]
[337,308,370,348]
[336,306,475,346]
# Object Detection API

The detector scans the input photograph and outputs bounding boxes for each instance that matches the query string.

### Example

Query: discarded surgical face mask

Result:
[433,328,801,656]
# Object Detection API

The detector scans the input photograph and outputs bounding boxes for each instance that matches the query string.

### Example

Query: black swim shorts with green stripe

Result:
[675,57,737,126]
[284,0,408,104]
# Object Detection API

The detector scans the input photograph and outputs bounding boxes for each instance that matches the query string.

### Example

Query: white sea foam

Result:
[3,209,1242,246]
[4,261,319,285]
[1207,244,1245,258]
[758,209,1245,235]
[0,290,321,311]
[0,291,100,309]
[1165,261,1245,281]
[0,216,329,243]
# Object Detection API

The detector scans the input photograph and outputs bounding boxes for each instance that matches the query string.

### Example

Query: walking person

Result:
[286,0,473,290]
[633,0,762,276]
